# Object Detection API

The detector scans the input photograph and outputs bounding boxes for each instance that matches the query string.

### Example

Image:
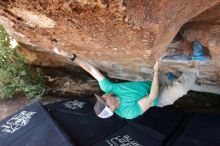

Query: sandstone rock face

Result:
[179,3,220,93]
[0,0,220,94]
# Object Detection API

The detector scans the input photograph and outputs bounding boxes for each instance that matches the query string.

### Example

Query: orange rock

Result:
[0,0,219,94]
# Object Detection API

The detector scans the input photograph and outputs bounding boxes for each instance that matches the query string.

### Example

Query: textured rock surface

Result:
[0,0,220,94]
[42,67,101,97]
[179,3,220,92]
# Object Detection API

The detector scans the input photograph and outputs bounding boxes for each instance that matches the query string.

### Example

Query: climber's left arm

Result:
[138,61,159,113]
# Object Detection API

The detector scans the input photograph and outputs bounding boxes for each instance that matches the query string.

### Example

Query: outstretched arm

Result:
[138,61,159,113]
[53,48,105,82]
[74,56,105,81]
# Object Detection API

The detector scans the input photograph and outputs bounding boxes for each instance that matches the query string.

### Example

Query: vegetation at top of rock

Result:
[0,25,44,100]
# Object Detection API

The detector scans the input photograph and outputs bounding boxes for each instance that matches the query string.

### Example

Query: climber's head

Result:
[94,94,120,118]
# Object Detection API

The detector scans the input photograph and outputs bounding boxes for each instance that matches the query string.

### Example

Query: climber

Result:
[53,48,197,119]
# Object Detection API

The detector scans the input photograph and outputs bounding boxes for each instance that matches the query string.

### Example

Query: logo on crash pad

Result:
[63,100,86,110]
[1,111,36,133]
[105,135,142,146]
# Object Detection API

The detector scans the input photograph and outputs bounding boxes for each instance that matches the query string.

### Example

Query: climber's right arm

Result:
[53,48,105,81]
[74,56,105,82]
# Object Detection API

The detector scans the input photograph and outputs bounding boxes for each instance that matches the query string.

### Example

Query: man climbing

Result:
[54,48,197,119]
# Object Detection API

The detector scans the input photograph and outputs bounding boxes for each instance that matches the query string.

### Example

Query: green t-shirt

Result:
[99,78,158,119]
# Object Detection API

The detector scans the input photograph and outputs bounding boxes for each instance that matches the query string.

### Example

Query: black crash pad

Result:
[46,95,220,146]
[172,113,220,146]
[46,96,126,146]
[129,106,185,137]
[46,96,185,146]
[91,124,163,146]
[0,101,73,146]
